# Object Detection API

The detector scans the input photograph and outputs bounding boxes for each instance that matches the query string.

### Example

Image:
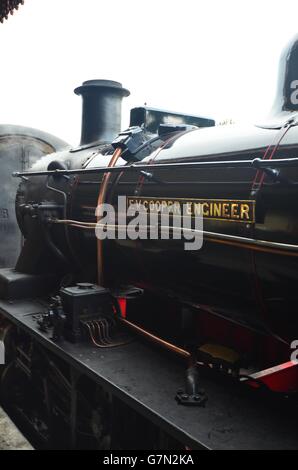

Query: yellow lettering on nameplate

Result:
[127,197,255,223]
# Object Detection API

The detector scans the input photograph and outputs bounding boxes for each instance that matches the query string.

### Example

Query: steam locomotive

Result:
[1,36,298,449]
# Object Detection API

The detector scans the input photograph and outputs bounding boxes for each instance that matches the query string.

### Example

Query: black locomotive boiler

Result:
[12,37,298,344]
[1,37,298,450]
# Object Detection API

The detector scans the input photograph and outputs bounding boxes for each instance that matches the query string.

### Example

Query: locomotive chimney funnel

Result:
[270,34,298,119]
[74,80,130,146]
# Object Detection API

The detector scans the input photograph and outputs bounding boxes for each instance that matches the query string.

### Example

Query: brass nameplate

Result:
[127,197,255,223]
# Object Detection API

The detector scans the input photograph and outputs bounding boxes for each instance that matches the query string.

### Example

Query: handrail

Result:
[12,157,298,178]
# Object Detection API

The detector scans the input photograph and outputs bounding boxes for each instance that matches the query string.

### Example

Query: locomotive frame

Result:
[1,297,298,450]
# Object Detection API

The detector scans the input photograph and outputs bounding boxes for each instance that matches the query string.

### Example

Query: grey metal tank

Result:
[0,124,69,268]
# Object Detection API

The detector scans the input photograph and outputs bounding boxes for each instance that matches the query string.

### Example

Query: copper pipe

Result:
[94,320,109,345]
[85,322,109,348]
[84,321,132,348]
[67,224,95,230]
[120,318,191,359]
[96,147,123,285]
[53,219,95,226]
[53,217,298,258]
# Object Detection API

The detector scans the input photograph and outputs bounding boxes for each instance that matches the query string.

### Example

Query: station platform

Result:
[0,406,33,450]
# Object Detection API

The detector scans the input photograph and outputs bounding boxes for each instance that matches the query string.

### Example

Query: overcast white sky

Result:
[0,0,298,145]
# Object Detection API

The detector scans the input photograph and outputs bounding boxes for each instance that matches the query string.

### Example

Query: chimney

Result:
[270,34,298,117]
[74,80,130,146]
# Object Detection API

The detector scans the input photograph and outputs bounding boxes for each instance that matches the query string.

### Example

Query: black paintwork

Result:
[74,80,130,146]
[1,297,298,450]
[13,119,298,342]
[130,106,215,134]
[13,35,298,343]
